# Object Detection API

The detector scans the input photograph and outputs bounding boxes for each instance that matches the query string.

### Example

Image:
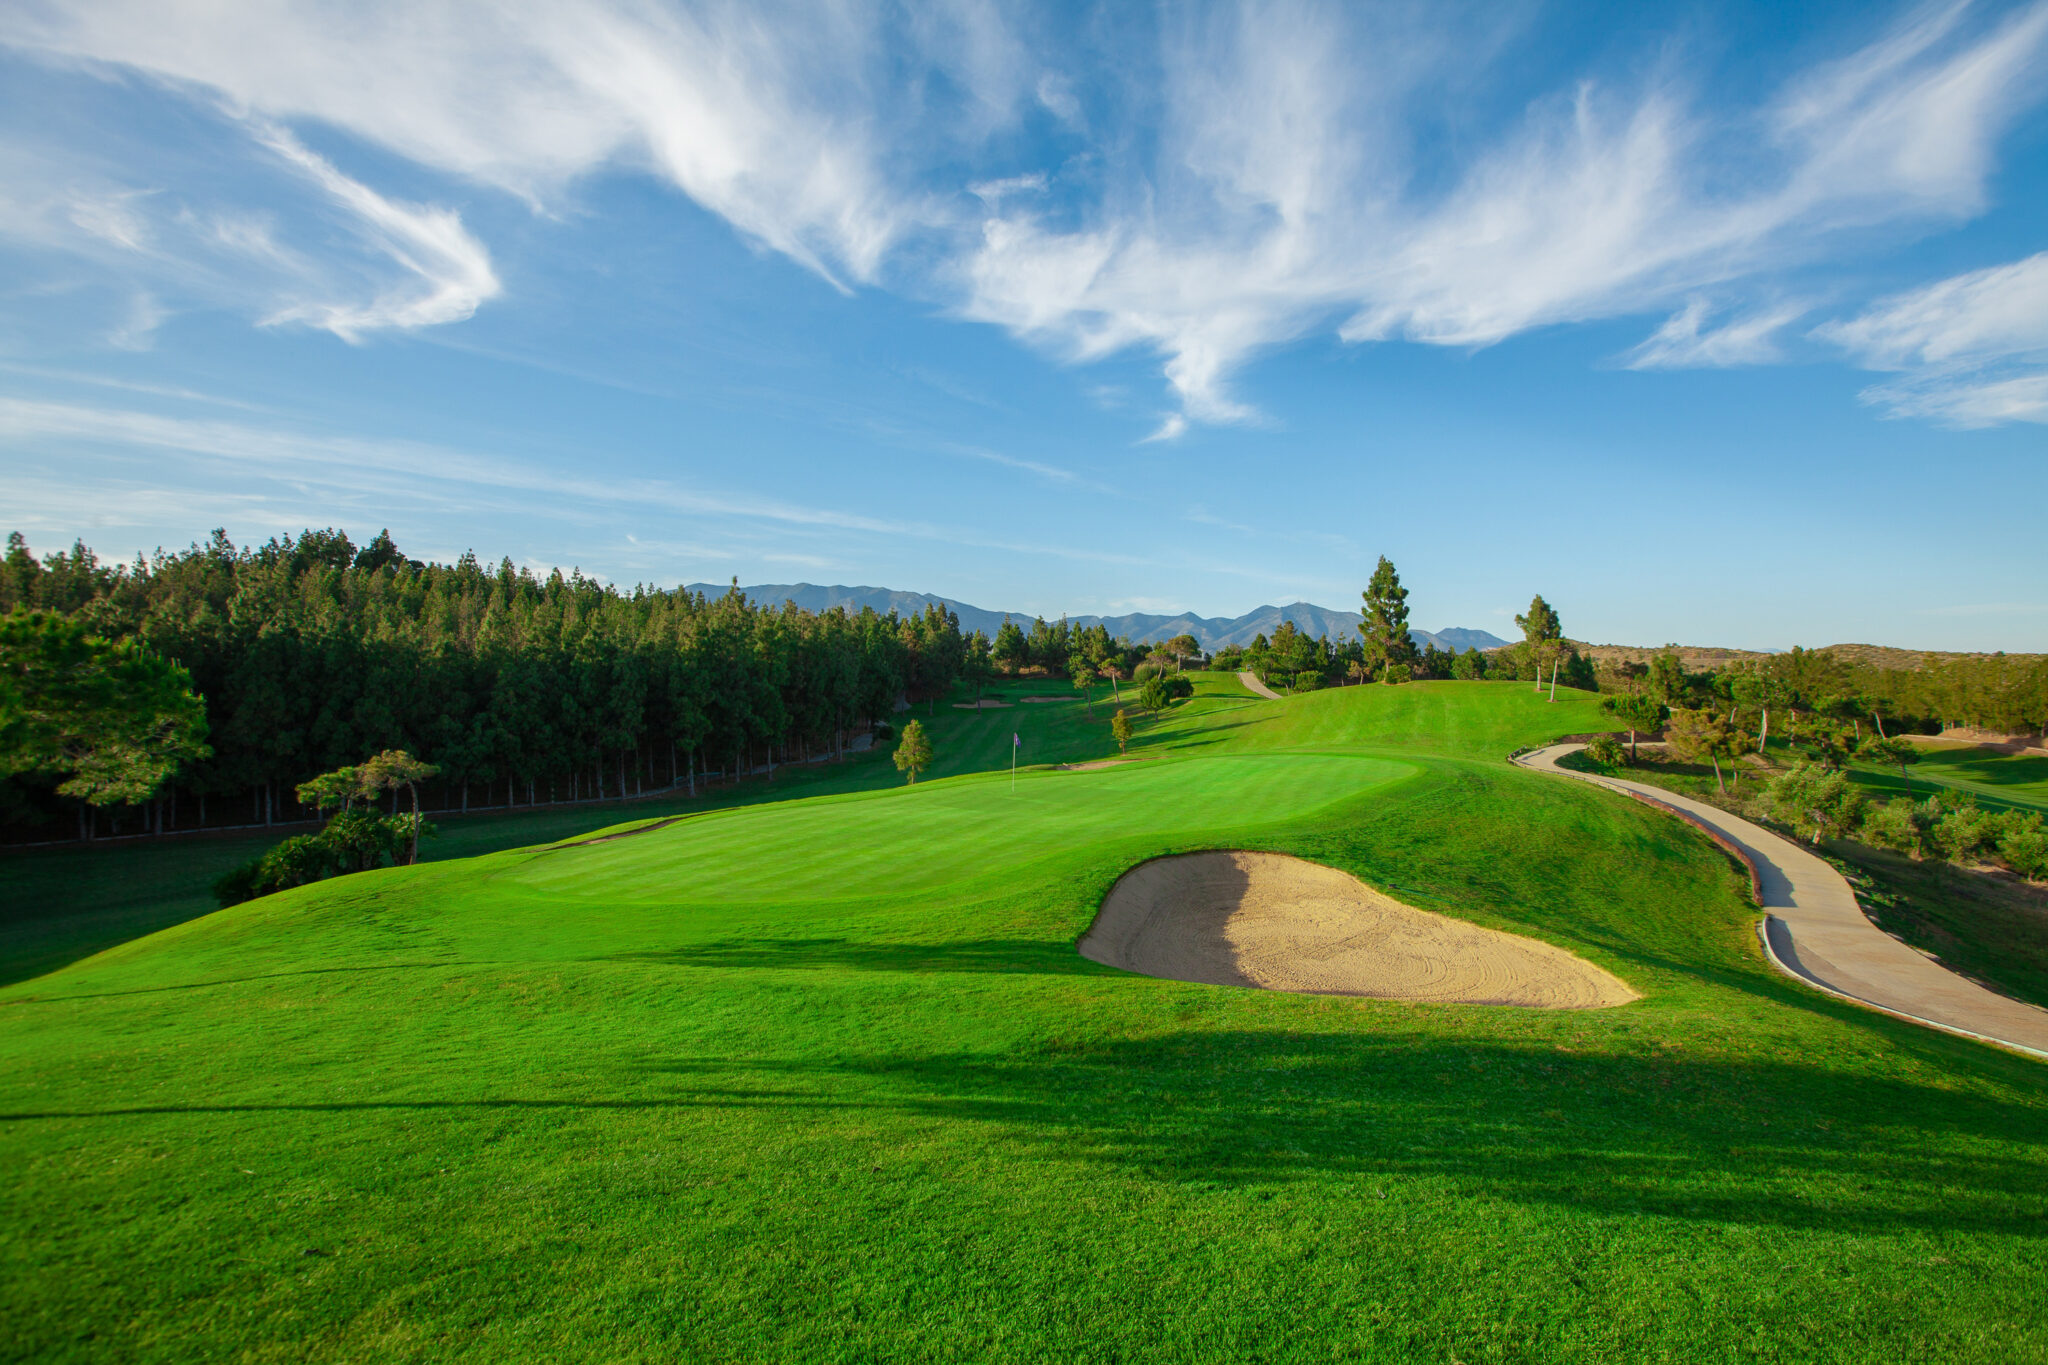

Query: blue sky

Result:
[1,0,2044,650]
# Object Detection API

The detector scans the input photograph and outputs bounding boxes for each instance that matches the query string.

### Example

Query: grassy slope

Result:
[0,680,1119,987]
[3,681,2046,1363]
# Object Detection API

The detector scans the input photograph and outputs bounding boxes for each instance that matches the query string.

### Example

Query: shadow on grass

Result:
[9,1031,2043,1237]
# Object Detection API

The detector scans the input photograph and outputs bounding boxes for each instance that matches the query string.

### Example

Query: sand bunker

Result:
[1079,851,1636,1008]
[952,700,1013,709]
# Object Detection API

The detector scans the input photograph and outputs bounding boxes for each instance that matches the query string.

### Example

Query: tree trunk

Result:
[1873,712,1888,740]
[1629,728,1638,762]
[408,783,421,865]
[1548,660,1559,702]
[1711,753,1726,795]
[1759,707,1769,755]
[688,748,696,797]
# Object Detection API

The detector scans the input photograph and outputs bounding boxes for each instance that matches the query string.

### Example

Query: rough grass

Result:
[3,681,2045,1363]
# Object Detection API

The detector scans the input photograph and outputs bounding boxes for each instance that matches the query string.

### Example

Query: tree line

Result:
[1,528,992,841]
[0,529,1221,844]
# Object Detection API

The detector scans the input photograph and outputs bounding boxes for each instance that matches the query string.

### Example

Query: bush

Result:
[1211,645,1246,672]
[1999,813,2048,881]
[1381,663,1413,685]
[1133,662,1164,683]
[1582,735,1627,768]
[1290,673,1324,693]
[213,810,431,907]
[1929,801,2000,865]
[1858,798,1925,857]
[1766,763,1864,844]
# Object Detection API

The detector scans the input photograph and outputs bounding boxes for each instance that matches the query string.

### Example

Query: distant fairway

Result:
[1848,741,2048,814]
[4,679,2046,1362]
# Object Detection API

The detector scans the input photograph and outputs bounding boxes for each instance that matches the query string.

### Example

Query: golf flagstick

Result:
[1012,731,1019,793]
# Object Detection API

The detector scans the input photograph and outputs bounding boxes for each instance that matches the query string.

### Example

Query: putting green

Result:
[4,680,2045,1364]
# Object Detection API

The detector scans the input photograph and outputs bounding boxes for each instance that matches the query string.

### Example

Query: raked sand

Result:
[1080,851,1637,1008]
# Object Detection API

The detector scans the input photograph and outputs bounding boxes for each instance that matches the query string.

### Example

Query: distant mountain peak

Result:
[688,582,1509,654]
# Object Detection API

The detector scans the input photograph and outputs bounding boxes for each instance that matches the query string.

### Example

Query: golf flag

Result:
[1013,733,1021,747]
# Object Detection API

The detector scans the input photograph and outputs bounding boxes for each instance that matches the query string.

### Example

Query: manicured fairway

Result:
[1848,742,2048,814]
[4,681,2045,1363]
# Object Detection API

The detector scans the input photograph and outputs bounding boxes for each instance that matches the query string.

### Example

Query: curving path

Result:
[1239,671,1283,701]
[1517,743,2048,1061]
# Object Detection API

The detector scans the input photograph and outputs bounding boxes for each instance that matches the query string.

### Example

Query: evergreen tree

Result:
[0,610,210,811]
[1514,594,1564,698]
[1359,557,1418,676]
[893,719,932,784]
[1111,708,1132,755]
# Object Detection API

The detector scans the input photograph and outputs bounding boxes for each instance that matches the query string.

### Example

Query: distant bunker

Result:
[1080,851,1637,1008]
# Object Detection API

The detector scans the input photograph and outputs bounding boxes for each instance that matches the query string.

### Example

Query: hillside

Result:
[5,679,2043,1361]
[1820,643,2048,669]
[685,581,1509,654]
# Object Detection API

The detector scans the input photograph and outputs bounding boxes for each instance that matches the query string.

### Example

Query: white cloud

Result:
[1857,369,2048,425]
[1140,414,1188,443]
[1818,249,2048,367]
[1818,249,2048,424]
[958,4,2048,425]
[253,124,499,338]
[1624,298,1807,369]
[2,0,938,288]
[4,1,2047,425]
[65,187,154,251]
[0,395,1159,569]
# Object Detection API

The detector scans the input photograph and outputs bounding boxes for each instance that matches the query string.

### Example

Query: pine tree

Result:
[1514,594,1564,698]
[893,719,932,784]
[1111,708,1132,755]
[1359,557,1417,676]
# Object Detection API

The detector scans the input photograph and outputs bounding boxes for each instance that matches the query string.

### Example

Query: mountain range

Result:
[683,582,1511,655]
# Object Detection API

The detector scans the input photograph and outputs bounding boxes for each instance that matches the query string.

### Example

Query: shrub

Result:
[1381,663,1413,685]
[1290,673,1324,693]
[1133,662,1163,683]
[1858,798,1924,858]
[1999,813,2048,881]
[1766,762,1864,844]
[1929,801,1999,865]
[1582,735,1627,768]
[213,811,431,908]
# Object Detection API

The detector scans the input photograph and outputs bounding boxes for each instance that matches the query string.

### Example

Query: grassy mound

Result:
[4,681,2045,1362]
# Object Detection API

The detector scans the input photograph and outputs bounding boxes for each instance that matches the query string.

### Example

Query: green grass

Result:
[4,681,2046,1363]
[0,678,1117,988]
[1847,743,2048,815]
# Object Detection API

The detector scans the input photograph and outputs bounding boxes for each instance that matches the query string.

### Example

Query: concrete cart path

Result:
[1517,743,2048,1060]
[1239,671,1283,701]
